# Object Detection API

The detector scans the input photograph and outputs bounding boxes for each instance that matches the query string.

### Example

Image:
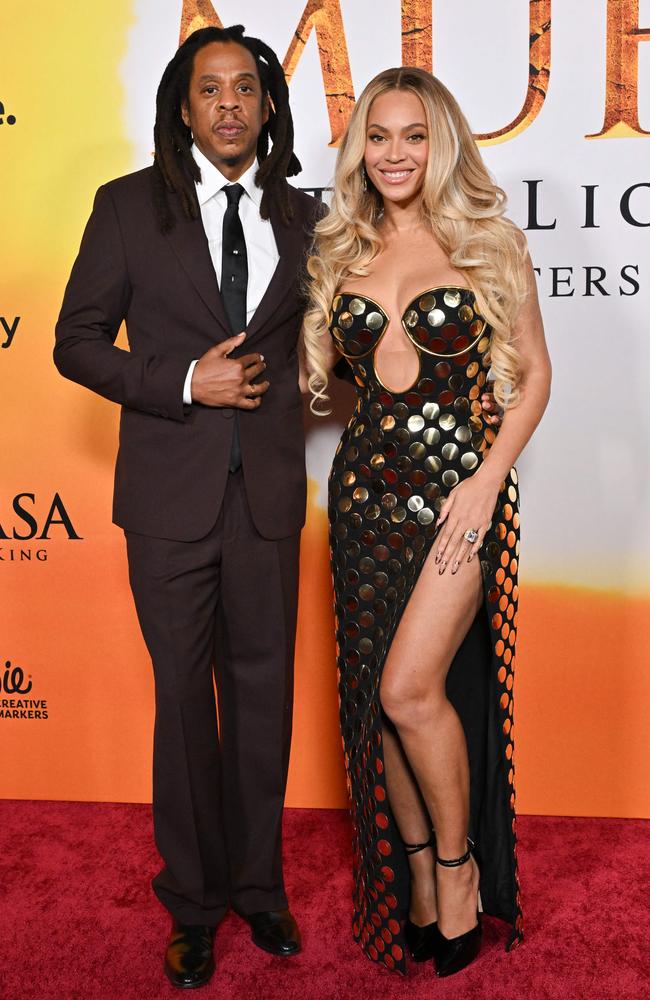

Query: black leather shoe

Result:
[245,909,301,956]
[164,921,216,989]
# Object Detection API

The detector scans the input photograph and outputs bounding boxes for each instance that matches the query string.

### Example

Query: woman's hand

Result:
[434,470,501,574]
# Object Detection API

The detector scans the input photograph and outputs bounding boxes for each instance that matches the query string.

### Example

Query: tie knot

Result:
[223,183,244,207]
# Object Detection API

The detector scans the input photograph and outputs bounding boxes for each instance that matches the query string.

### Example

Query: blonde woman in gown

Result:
[302,67,551,978]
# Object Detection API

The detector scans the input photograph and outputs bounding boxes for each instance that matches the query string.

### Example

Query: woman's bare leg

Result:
[380,552,483,939]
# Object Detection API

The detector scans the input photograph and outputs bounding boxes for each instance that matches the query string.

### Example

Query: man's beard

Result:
[221,144,256,169]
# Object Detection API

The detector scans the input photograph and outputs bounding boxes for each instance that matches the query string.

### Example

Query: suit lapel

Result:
[245,193,304,342]
[163,184,305,342]
[163,197,231,337]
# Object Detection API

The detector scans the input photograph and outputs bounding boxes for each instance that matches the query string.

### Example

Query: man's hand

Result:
[481,386,503,427]
[191,333,269,408]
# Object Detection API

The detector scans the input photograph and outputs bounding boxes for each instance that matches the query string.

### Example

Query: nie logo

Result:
[1,660,32,695]
[0,659,49,720]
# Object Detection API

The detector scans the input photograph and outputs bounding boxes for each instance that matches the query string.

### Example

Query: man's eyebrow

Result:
[197,72,258,83]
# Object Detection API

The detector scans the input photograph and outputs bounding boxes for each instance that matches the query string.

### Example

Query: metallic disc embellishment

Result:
[353,487,369,502]
[427,308,446,328]
[349,297,366,315]
[332,294,342,313]
[419,293,436,311]
[366,311,384,330]
[422,402,440,421]
[442,442,459,461]
[425,455,442,474]
[409,442,426,460]
[339,311,354,329]
[443,289,462,308]
[407,496,424,512]
[404,309,419,328]
[439,413,457,431]
[455,425,471,443]
[407,415,425,433]
[417,507,434,525]
[461,452,479,471]
[423,427,440,446]
[458,304,474,323]
[443,469,459,488]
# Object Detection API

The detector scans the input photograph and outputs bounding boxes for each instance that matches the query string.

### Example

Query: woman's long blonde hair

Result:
[303,67,528,413]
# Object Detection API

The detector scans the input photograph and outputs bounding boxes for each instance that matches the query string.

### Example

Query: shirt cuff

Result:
[183,360,199,405]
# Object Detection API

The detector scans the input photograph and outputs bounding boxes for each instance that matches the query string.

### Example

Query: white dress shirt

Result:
[183,143,280,404]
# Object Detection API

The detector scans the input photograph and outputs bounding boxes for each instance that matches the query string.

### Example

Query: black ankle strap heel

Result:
[403,831,437,963]
[433,838,482,978]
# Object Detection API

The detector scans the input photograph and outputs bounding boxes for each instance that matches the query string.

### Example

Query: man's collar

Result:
[191,143,262,208]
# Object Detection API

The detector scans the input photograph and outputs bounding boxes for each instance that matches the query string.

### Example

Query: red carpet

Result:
[0,802,647,1000]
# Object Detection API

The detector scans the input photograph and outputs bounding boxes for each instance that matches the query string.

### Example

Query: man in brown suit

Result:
[54,25,322,989]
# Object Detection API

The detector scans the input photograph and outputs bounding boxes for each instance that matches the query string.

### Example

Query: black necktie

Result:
[221,183,248,472]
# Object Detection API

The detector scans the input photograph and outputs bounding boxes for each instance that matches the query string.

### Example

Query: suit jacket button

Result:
[221,408,234,419]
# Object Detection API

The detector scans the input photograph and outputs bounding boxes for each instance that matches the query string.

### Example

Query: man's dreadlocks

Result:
[152,25,301,232]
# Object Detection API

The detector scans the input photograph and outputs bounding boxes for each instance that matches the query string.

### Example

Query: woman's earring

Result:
[362,168,368,192]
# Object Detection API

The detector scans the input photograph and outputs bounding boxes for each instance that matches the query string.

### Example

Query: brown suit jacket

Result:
[54,167,322,541]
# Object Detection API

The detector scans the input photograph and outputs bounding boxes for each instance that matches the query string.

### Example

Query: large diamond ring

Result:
[463,529,479,544]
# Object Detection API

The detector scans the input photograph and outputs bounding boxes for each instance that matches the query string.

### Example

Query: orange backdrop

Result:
[1,0,649,819]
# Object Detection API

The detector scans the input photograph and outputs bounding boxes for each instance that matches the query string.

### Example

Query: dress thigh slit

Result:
[330,459,523,974]
[328,286,524,972]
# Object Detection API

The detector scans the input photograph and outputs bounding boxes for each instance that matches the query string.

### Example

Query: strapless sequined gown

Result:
[328,286,523,974]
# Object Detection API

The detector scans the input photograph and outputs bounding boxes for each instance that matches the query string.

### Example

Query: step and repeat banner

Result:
[1,1,649,817]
